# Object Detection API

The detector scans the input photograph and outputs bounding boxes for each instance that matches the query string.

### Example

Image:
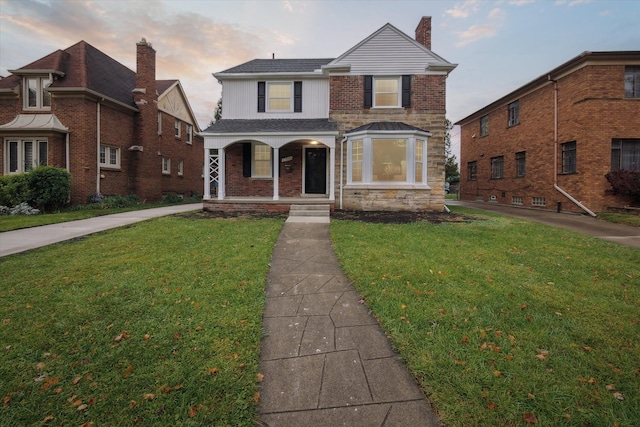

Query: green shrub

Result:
[85,194,141,210]
[0,173,30,206]
[27,166,71,212]
[162,193,183,203]
[606,170,640,204]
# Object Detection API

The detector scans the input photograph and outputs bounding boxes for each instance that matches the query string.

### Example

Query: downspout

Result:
[65,133,70,173]
[96,102,101,195]
[549,75,596,217]
[340,136,346,209]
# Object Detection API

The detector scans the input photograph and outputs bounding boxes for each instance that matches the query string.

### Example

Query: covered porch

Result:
[201,119,339,211]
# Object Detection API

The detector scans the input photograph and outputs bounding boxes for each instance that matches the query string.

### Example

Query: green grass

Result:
[598,212,640,228]
[330,207,640,427]
[0,202,198,232]
[0,215,283,426]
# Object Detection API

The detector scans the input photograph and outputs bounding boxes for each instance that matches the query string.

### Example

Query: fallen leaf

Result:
[495,331,503,337]
[41,377,59,390]
[87,397,95,406]
[454,359,467,365]
[488,401,495,411]
[53,388,62,394]
[578,377,588,383]
[438,308,446,315]
[606,384,616,391]
[129,400,137,409]
[528,393,536,399]
[461,336,469,344]
[233,353,239,360]
[71,399,83,407]
[588,377,597,385]
[143,393,156,400]
[257,373,264,382]
[36,362,46,371]
[43,415,54,423]
[208,367,219,375]
[73,376,82,385]
[144,334,150,342]
[401,304,407,310]
[77,403,88,411]
[582,346,593,352]
[3,393,10,407]
[195,326,203,331]
[254,392,260,403]
[535,354,547,361]
[520,304,527,310]
[160,385,172,394]
[613,392,624,401]
[493,370,501,377]
[173,332,181,340]
[67,395,77,403]
[524,412,538,424]
[80,423,94,427]
[123,365,133,379]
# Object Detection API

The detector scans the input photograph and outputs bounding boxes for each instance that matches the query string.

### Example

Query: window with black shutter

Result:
[257,82,266,112]
[364,76,373,108]
[242,143,252,177]
[402,75,411,108]
[294,81,302,112]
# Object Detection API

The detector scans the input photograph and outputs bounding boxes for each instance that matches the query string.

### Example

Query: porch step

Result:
[287,204,330,223]
[288,204,330,217]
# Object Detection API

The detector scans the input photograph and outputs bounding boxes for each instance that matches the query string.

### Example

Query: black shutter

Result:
[364,75,373,108]
[402,75,411,108]
[294,81,302,112]
[257,81,265,112]
[242,143,251,177]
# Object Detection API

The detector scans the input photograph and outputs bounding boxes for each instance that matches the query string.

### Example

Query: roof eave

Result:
[47,87,138,112]
[213,71,326,80]
[344,129,432,138]
[8,69,65,78]
[200,129,339,138]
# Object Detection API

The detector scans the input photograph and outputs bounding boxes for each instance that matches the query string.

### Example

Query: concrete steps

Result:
[286,204,330,223]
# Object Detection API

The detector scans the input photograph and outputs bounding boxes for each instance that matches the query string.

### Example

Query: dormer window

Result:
[24,76,51,110]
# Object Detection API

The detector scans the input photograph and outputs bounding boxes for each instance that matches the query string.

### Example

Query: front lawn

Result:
[0,215,283,426]
[331,207,640,426]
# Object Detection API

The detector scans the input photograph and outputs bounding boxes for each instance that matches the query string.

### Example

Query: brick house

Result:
[456,51,640,214]
[201,17,456,211]
[0,39,203,205]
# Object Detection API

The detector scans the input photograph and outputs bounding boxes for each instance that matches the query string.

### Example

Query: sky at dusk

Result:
[1,0,639,155]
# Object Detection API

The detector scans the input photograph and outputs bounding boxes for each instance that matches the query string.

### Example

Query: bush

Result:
[162,193,183,204]
[605,170,640,205]
[0,202,40,216]
[0,173,30,207]
[27,166,71,212]
[86,194,141,209]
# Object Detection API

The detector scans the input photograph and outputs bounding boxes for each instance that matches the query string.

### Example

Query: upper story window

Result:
[5,139,48,174]
[186,124,193,144]
[24,76,51,110]
[508,101,520,127]
[625,66,640,98]
[467,161,477,181]
[480,115,489,137]
[174,119,181,137]
[258,81,302,113]
[364,75,411,109]
[157,112,162,135]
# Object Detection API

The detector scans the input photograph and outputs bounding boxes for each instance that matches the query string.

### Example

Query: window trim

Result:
[373,76,401,108]
[178,160,184,176]
[515,151,526,177]
[266,81,293,113]
[252,143,273,178]
[467,161,477,181]
[625,66,640,98]
[611,139,640,171]
[162,157,171,175]
[23,76,52,110]
[490,156,504,179]
[186,124,193,144]
[99,144,121,169]
[4,138,48,174]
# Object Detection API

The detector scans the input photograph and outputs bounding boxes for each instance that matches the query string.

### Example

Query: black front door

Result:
[305,147,326,194]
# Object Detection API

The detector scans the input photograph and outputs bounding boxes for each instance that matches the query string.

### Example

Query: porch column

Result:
[272,147,279,200]
[329,146,335,201]
[203,148,211,200]
[218,147,226,200]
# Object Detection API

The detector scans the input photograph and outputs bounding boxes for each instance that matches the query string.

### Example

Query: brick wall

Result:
[459,63,640,213]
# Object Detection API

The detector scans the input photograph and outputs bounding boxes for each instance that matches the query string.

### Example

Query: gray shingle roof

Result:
[219,59,334,74]
[345,122,430,134]
[203,119,338,134]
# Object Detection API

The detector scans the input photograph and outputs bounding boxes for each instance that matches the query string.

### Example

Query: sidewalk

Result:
[0,203,203,257]
[258,220,440,426]
[448,200,640,248]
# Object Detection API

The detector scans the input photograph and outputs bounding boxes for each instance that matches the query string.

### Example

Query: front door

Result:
[304,147,326,194]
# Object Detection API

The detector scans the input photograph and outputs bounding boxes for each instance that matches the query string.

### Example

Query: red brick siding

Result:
[460,63,640,212]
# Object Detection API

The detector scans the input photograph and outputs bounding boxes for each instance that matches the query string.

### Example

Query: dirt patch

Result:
[180,209,476,224]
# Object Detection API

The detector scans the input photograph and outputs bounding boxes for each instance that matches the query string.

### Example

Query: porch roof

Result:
[202,118,338,134]
[0,114,69,133]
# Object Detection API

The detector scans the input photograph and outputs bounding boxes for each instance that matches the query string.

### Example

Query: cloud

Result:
[445,0,480,18]
[454,7,505,47]
[283,1,294,13]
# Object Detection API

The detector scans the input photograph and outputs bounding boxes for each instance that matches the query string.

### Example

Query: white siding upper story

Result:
[326,24,455,76]
[222,78,330,120]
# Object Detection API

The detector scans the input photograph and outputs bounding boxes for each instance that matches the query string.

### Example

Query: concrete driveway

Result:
[447,200,640,248]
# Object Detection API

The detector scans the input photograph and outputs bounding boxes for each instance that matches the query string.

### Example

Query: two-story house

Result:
[201,17,456,212]
[0,39,203,205]
[457,51,640,214]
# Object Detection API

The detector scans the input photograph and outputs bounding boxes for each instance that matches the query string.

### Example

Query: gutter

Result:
[549,76,596,217]
[340,136,346,209]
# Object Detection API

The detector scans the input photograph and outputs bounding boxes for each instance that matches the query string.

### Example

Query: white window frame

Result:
[162,157,171,175]
[373,77,401,108]
[174,119,181,138]
[267,82,293,112]
[178,160,184,176]
[252,143,272,178]
[157,112,162,135]
[4,138,48,174]
[99,144,120,169]
[186,124,193,144]
[23,76,52,110]
[346,134,428,186]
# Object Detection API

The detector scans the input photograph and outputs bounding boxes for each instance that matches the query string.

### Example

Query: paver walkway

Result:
[257,220,440,426]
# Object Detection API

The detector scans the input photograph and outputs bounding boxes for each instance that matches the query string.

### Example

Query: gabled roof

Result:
[219,59,334,75]
[203,118,337,134]
[157,79,178,95]
[325,23,456,75]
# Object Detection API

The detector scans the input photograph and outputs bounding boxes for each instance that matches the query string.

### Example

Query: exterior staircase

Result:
[286,204,330,223]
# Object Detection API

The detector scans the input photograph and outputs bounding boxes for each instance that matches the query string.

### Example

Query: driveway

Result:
[447,200,640,248]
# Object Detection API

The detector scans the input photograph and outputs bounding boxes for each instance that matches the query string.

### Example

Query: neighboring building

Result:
[456,51,640,214]
[201,17,456,212]
[0,39,203,205]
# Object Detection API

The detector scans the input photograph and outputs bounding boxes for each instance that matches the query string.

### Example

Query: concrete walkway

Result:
[448,200,640,248]
[257,220,440,427]
[0,203,203,257]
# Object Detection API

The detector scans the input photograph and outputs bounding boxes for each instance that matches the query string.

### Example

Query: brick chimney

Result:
[415,16,432,50]
[131,38,161,200]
